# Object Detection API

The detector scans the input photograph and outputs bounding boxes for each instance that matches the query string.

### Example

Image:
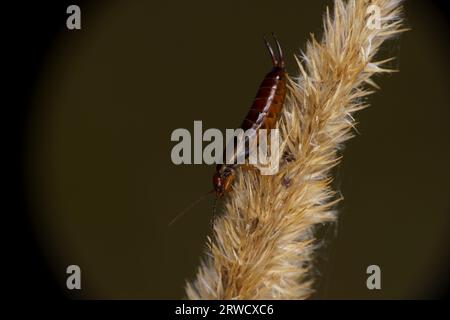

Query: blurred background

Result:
[14,0,449,299]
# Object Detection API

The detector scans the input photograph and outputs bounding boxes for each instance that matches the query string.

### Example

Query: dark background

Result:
[9,0,450,299]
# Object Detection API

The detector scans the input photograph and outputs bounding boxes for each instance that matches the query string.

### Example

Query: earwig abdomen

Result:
[241,67,287,133]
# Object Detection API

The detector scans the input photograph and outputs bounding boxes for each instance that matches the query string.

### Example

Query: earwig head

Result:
[213,170,235,198]
[264,33,285,68]
[213,173,224,198]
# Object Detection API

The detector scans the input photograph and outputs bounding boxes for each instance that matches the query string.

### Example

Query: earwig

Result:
[169,35,287,226]
[213,34,287,198]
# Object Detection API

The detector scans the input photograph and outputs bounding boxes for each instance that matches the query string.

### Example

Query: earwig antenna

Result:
[212,197,218,217]
[168,190,214,226]
[264,35,278,66]
[272,33,284,68]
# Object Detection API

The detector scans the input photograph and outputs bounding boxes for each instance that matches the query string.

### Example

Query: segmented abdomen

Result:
[241,66,287,132]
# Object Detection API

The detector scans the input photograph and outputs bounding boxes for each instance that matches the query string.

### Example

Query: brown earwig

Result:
[213,35,287,198]
[169,35,287,226]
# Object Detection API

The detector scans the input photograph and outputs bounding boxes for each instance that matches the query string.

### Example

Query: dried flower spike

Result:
[186,0,405,300]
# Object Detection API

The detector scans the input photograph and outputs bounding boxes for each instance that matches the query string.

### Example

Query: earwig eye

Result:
[213,175,221,188]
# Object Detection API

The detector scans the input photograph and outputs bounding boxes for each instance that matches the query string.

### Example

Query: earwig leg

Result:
[241,163,258,172]
[264,35,278,66]
[272,33,284,67]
